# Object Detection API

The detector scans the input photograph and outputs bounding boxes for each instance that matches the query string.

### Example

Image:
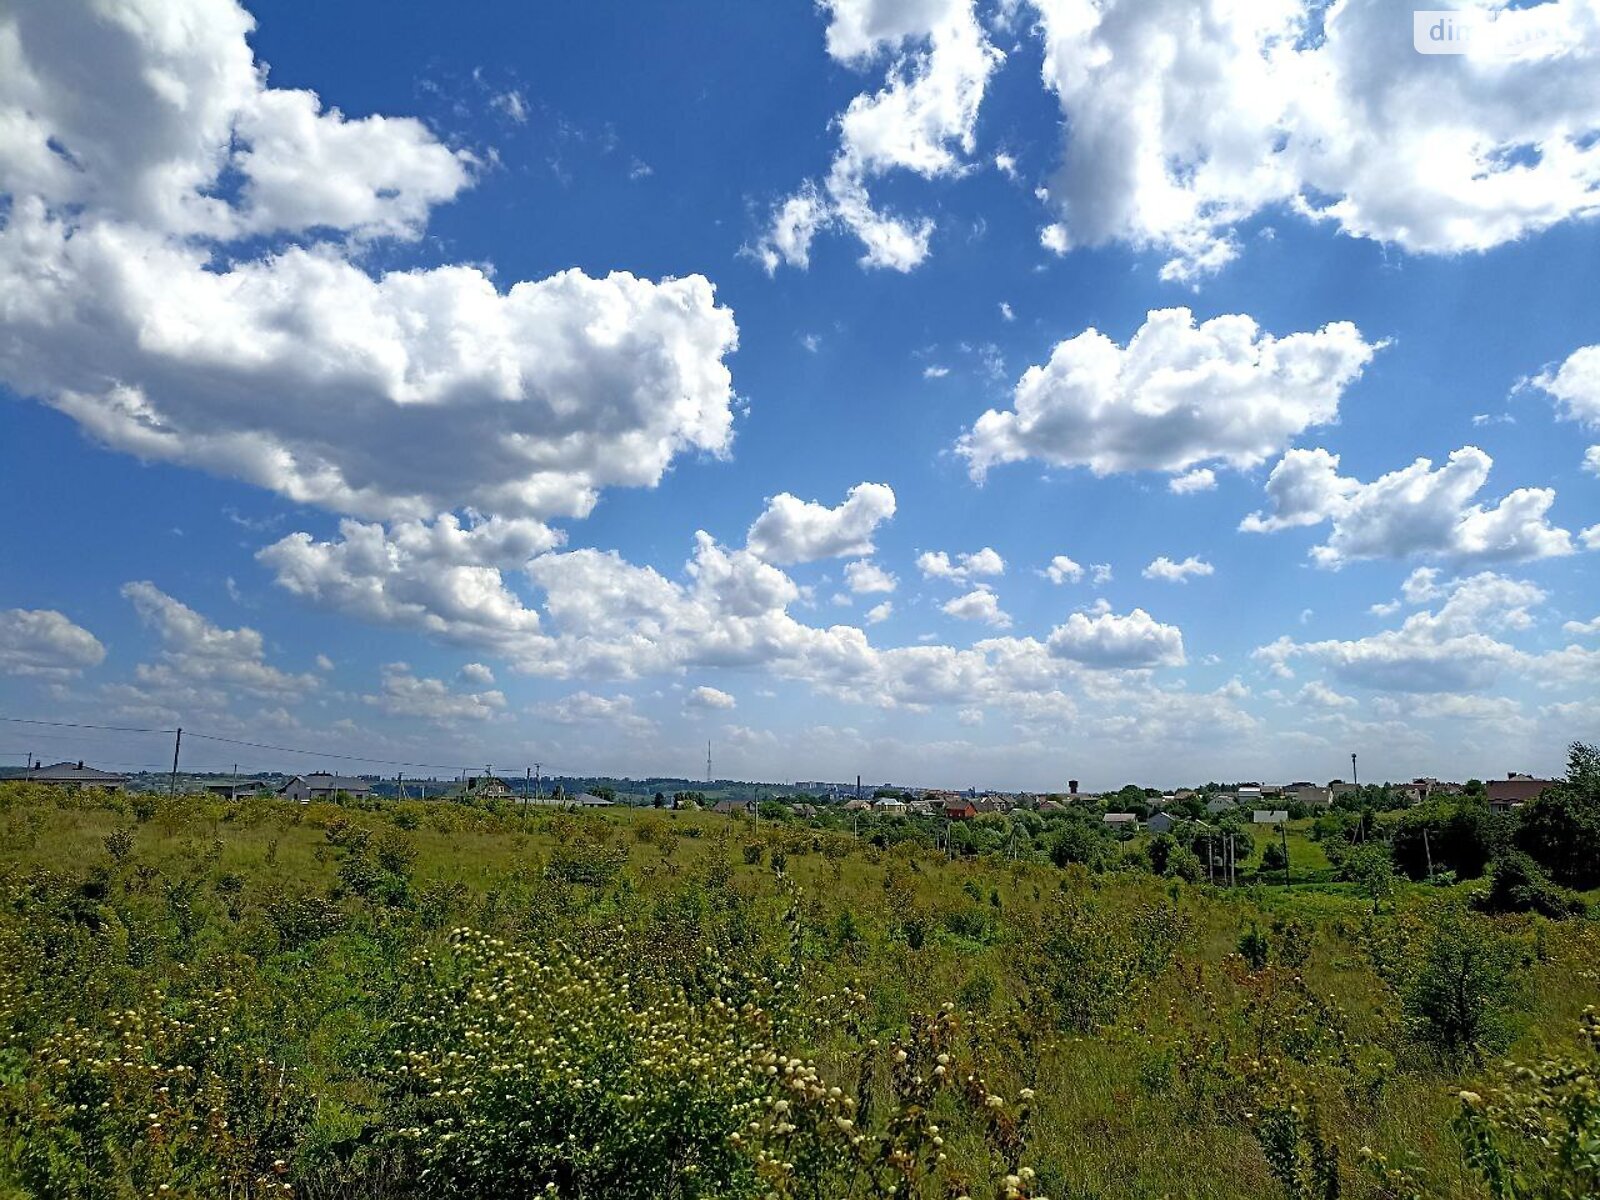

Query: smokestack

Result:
[856,774,861,799]
[1068,779,1079,796]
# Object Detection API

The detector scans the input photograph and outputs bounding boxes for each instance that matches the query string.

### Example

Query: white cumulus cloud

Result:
[686,685,737,711]
[1046,606,1185,669]
[942,587,1012,628]
[0,609,106,678]
[1143,555,1214,583]
[0,0,739,526]
[1029,0,1600,281]
[750,0,1002,272]
[958,308,1379,481]
[746,483,897,564]
[1241,446,1579,567]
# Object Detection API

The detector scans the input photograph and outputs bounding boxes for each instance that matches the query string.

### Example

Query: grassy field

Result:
[0,782,1595,1198]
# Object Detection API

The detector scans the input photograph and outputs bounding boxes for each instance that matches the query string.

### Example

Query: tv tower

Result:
[706,740,713,783]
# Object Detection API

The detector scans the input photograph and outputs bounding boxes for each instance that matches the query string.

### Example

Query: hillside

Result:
[0,778,1596,1199]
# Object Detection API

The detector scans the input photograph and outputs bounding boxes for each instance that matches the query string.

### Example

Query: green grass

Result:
[0,783,1593,1198]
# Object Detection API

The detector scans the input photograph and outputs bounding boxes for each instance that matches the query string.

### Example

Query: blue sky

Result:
[1,0,1599,789]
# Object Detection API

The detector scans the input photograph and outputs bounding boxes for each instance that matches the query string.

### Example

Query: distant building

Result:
[1487,774,1554,811]
[792,803,818,819]
[1290,785,1333,808]
[711,798,754,815]
[570,791,615,807]
[461,774,517,801]
[206,780,270,800]
[1102,812,1138,830]
[277,773,372,802]
[1237,786,1264,804]
[1145,811,1176,834]
[1205,797,1237,815]
[873,796,907,812]
[1328,779,1362,799]
[26,760,128,791]
[942,799,978,820]
[1252,810,1289,825]
[841,798,871,812]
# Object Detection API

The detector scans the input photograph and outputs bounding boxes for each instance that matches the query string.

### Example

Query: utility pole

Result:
[1423,826,1435,879]
[168,727,183,799]
[534,762,542,798]
[524,767,531,805]
[706,741,713,784]
[395,773,403,801]
[1351,752,1359,789]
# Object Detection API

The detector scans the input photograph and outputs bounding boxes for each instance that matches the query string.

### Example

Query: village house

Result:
[25,760,129,791]
[942,798,978,820]
[459,774,517,801]
[277,773,372,802]
[1487,773,1553,812]
[1252,810,1289,825]
[1145,811,1177,834]
[205,780,271,801]
[1102,812,1138,833]
[1289,784,1333,808]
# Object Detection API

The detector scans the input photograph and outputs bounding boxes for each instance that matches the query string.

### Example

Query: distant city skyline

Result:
[2,0,1598,790]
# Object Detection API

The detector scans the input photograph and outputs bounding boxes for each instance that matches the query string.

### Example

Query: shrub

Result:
[12,989,311,1199]
[1455,1007,1600,1200]
[1402,907,1525,1062]
[104,827,135,862]
[1475,851,1586,919]
[1514,742,1600,889]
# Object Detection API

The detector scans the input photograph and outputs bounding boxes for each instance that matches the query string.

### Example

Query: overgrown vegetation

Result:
[0,747,1597,1197]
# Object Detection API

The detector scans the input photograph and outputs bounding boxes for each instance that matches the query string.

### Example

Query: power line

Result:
[182,730,477,773]
[1,714,575,780]
[0,716,174,734]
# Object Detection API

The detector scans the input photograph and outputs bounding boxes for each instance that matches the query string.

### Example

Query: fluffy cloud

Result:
[122,581,315,697]
[844,560,898,594]
[686,685,737,711]
[746,483,897,564]
[1029,0,1600,280]
[459,662,496,685]
[259,515,549,649]
[1046,606,1185,668]
[958,309,1378,481]
[751,0,1002,271]
[1168,468,1217,495]
[1142,555,1214,583]
[535,691,656,736]
[1241,446,1578,567]
[917,546,1005,582]
[0,0,738,525]
[1585,446,1600,475]
[363,663,506,724]
[1533,344,1600,425]
[0,609,106,678]
[1043,554,1084,584]
[942,587,1012,628]
[865,601,894,624]
[1255,572,1545,693]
